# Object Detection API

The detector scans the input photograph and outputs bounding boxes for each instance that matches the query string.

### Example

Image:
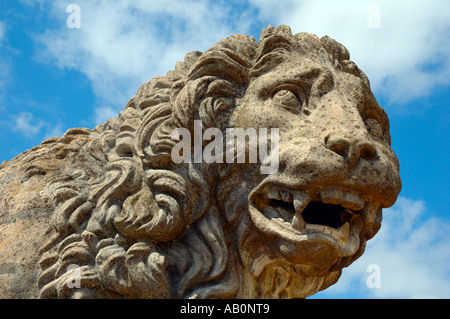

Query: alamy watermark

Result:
[66,4,81,29]
[66,264,81,288]
[366,263,381,288]
[171,120,280,174]
[366,4,381,29]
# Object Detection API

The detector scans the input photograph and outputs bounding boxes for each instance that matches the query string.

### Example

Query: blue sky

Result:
[0,0,448,298]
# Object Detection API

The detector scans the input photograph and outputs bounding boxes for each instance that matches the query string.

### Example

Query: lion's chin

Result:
[248,184,377,271]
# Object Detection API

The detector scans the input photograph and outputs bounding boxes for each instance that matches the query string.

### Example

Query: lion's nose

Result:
[324,135,378,170]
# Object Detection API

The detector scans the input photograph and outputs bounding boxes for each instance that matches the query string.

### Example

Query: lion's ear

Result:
[320,35,350,62]
[319,35,370,87]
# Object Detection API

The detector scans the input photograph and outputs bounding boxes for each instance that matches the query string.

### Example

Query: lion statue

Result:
[0,25,401,299]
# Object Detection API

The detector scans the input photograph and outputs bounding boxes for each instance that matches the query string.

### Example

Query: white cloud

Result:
[31,1,450,118]
[95,105,120,125]
[34,0,254,125]
[12,112,44,137]
[11,112,66,140]
[250,0,450,105]
[44,122,64,139]
[315,197,450,298]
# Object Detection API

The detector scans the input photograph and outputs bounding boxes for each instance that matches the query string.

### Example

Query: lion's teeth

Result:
[322,226,332,236]
[291,214,305,230]
[293,192,309,214]
[320,189,365,211]
[281,190,293,202]
[338,222,349,241]
[304,222,350,244]
[268,189,281,200]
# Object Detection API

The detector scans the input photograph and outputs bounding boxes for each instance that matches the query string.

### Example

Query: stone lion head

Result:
[36,25,401,299]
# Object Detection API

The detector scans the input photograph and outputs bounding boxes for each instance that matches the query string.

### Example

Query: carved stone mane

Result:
[0,25,401,299]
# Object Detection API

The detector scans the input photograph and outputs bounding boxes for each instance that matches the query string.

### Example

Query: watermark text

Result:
[171,120,279,174]
[366,263,381,288]
[66,4,81,29]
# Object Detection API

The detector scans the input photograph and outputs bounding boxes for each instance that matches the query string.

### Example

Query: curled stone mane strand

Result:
[35,25,378,299]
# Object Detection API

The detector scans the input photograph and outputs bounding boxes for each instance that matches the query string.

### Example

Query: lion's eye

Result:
[364,118,383,139]
[273,89,301,111]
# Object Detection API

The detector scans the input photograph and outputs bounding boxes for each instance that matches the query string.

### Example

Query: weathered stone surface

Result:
[0,25,401,299]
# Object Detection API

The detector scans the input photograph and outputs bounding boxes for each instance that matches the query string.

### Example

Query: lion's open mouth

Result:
[265,197,353,229]
[251,186,367,244]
